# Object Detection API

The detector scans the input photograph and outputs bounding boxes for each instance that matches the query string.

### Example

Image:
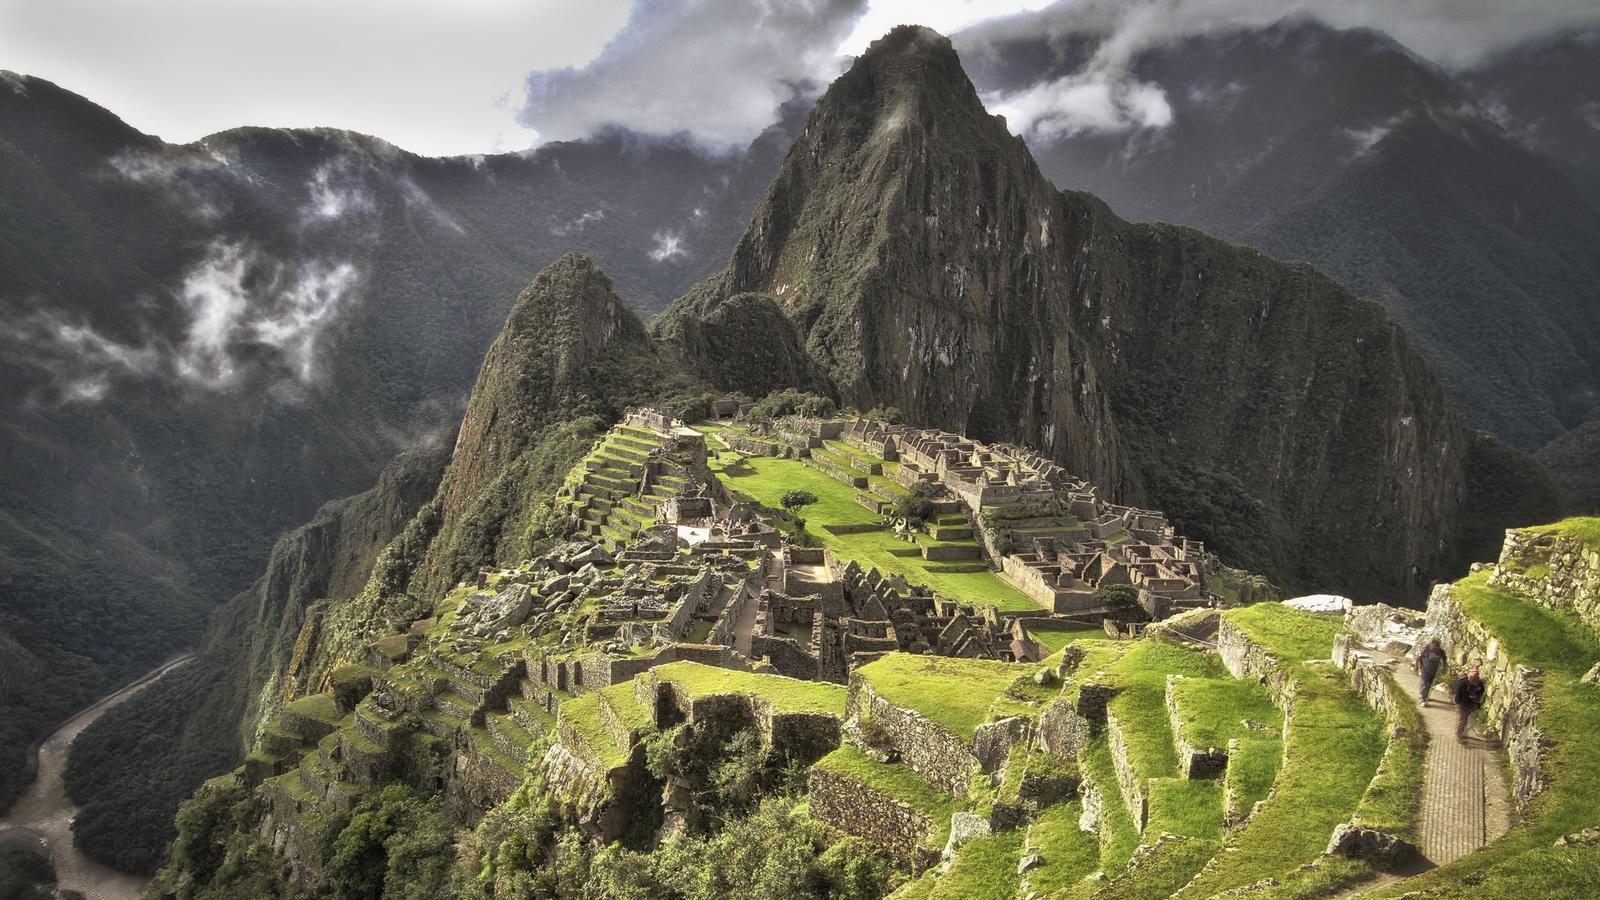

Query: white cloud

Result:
[521,0,869,153]
[648,231,688,262]
[305,161,374,221]
[551,208,606,236]
[174,241,361,386]
[250,261,359,380]
[988,71,1172,138]
[1,308,160,404]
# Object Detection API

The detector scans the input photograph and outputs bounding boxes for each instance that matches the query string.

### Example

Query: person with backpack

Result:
[1415,639,1445,706]
[1453,666,1487,740]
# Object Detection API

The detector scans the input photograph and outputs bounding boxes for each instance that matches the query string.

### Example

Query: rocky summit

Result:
[7,15,1596,900]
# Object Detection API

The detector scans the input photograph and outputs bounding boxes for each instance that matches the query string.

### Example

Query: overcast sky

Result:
[2,0,1596,157]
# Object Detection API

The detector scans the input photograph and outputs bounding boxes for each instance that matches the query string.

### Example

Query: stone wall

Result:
[1491,530,1600,635]
[846,677,979,796]
[1164,676,1228,778]
[1216,617,1297,711]
[808,765,940,869]
[1105,712,1149,831]
[1424,583,1548,811]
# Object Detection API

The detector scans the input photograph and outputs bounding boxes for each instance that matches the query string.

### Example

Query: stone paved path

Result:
[1367,649,1511,866]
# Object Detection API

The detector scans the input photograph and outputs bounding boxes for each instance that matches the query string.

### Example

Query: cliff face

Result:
[64,442,446,871]
[416,252,698,598]
[655,26,1545,598]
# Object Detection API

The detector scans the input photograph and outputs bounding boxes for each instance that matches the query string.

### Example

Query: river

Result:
[0,654,194,900]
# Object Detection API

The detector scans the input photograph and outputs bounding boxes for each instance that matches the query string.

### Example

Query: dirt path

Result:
[1370,649,1512,866]
[0,653,194,900]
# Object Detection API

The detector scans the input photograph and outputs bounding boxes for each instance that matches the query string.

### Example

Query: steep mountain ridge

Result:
[0,72,793,814]
[656,26,1548,598]
[958,20,1600,449]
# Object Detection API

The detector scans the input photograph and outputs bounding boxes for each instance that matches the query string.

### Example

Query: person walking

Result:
[1415,639,1446,706]
[1453,666,1487,741]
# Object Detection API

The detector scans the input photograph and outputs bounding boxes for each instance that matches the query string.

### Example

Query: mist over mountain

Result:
[0,71,799,811]
[957,18,1600,456]
[0,8,1595,890]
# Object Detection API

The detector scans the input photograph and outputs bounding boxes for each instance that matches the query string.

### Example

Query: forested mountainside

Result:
[654,26,1556,602]
[86,25,1560,881]
[0,73,796,813]
[959,20,1600,455]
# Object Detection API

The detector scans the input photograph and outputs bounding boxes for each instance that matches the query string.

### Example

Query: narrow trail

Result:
[1377,650,1512,866]
[0,653,194,900]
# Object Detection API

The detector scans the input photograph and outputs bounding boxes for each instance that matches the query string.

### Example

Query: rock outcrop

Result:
[653,25,1553,601]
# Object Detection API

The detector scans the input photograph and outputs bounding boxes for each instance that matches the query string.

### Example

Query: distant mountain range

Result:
[958,19,1600,452]
[0,15,1594,871]
[0,72,798,811]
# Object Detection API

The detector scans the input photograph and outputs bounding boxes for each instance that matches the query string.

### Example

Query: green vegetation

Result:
[814,746,960,831]
[1023,801,1101,894]
[1526,516,1600,552]
[561,692,633,769]
[854,654,1035,739]
[1177,664,1385,897]
[1166,676,1282,753]
[1098,640,1229,783]
[1146,779,1224,840]
[1364,573,1600,898]
[650,661,846,715]
[705,452,1037,610]
[1350,670,1426,840]
[1222,604,1346,666]
[746,389,837,420]
[920,829,1025,899]
[1026,624,1107,654]
[1082,738,1141,877]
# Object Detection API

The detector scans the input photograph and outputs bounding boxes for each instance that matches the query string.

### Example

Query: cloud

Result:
[989,70,1172,138]
[521,0,869,153]
[551,208,606,236]
[961,0,1600,141]
[648,231,688,262]
[1,309,162,404]
[305,161,374,221]
[174,241,362,387]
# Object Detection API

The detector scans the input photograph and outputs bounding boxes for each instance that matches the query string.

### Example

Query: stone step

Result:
[433,690,478,721]
[611,434,660,453]
[486,711,536,763]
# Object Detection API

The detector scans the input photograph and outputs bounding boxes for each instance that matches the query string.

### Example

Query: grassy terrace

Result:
[855,654,1037,739]
[560,692,632,769]
[1223,603,1346,666]
[1525,515,1600,551]
[1027,624,1107,654]
[700,434,1038,612]
[814,745,960,838]
[1093,639,1230,785]
[1177,663,1385,898]
[1025,801,1101,894]
[1365,572,1600,898]
[650,661,846,715]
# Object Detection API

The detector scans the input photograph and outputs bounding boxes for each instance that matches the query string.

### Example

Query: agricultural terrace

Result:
[698,427,1039,612]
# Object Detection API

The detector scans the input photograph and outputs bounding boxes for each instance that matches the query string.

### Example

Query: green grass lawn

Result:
[1526,516,1600,552]
[1167,676,1283,752]
[1027,625,1108,654]
[1082,737,1140,877]
[813,745,960,829]
[1223,604,1347,666]
[1100,640,1229,784]
[705,451,1038,611]
[1176,663,1385,898]
[1023,801,1101,894]
[649,661,846,715]
[560,692,631,769]
[855,653,1037,739]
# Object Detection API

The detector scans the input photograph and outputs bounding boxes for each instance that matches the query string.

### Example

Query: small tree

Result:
[780,490,818,517]
[892,482,941,527]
